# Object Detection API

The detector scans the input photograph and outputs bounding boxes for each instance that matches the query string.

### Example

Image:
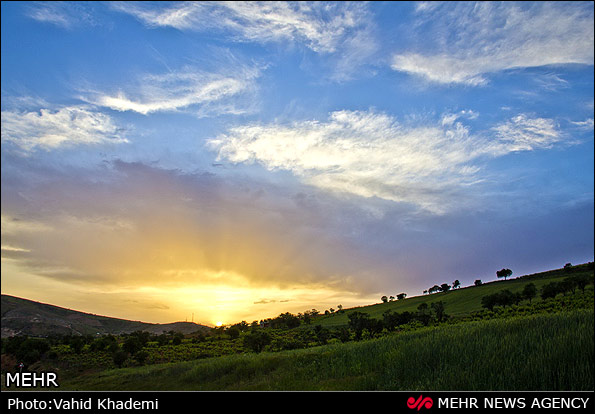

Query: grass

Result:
[314,263,593,327]
[59,309,594,391]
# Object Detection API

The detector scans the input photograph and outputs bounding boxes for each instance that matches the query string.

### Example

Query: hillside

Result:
[0,295,210,338]
[312,262,594,328]
[58,310,594,391]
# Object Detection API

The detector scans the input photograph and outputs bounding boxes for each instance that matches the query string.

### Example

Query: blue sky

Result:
[1,1,593,325]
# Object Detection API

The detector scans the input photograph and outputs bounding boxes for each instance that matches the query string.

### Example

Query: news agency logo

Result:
[407,395,434,410]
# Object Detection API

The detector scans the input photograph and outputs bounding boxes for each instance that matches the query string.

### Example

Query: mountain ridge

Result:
[1,294,210,338]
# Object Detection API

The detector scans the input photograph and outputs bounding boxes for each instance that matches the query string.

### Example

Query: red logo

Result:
[407,395,433,410]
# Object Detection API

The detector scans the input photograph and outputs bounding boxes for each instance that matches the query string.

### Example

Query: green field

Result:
[313,263,593,327]
[59,309,594,391]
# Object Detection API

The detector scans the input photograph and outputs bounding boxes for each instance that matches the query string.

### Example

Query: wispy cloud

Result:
[492,114,561,152]
[86,63,262,117]
[111,1,372,54]
[26,1,96,29]
[208,110,565,214]
[391,2,594,85]
[1,104,128,153]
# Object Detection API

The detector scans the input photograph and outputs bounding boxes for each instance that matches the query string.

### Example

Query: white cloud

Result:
[492,115,561,152]
[392,2,594,85]
[1,105,128,153]
[570,118,594,131]
[441,109,479,126]
[208,110,566,214]
[88,64,261,116]
[26,1,95,29]
[111,1,372,54]
[208,110,480,214]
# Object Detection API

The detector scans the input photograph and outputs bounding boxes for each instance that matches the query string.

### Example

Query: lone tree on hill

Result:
[496,268,513,281]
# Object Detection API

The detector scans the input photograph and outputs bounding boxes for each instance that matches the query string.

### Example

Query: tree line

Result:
[481,274,592,311]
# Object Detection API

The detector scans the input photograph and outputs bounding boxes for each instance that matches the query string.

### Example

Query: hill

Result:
[0,295,210,338]
[312,262,594,328]
[59,310,594,390]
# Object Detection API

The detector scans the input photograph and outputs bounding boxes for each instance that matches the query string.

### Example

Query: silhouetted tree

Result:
[428,285,441,294]
[497,268,513,281]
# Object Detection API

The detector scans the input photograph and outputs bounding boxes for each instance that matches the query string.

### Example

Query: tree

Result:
[558,278,576,296]
[382,310,399,331]
[69,337,84,354]
[113,350,128,368]
[431,301,447,323]
[453,280,461,289]
[416,303,431,326]
[397,293,407,300]
[243,330,271,353]
[348,311,374,340]
[135,350,148,365]
[381,295,388,303]
[496,289,515,307]
[226,327,240,340]
[481,294,498,311]
[122,336,143,355]
[313,325,330,344]
[481,289,515,310]
[474,279,482,286]
[569,274,592,293]
[496,268,513,281]
[428,285,441,294]
[172,333,184,345]
[440,283,451,292]
[541,282,560,300]
[522,283,537,303]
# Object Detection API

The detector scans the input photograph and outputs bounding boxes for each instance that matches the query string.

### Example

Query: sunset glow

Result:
[1,2,593,327]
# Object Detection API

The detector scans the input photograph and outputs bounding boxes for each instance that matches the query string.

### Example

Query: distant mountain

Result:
[1,295,210,338]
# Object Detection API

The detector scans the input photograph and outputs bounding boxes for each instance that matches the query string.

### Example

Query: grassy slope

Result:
[314,263,594,327]
[60,309,594,391]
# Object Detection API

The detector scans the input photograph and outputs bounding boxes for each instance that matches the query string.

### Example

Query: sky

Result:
[1,1,593,327]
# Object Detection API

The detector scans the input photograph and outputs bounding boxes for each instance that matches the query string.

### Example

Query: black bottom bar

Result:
[2,391,593,412]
